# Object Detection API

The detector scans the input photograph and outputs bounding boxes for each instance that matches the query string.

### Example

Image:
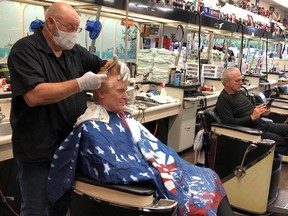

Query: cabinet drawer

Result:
[183,100,198,109]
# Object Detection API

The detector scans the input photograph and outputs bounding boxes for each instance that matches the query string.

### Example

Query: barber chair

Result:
[250,91,288,123]
[277,84,288,100]
[199,109,288,215]
[70,173,177,216]
[250,91,288,163]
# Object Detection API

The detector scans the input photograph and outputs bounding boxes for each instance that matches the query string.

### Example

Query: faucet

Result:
[0,106,5,123]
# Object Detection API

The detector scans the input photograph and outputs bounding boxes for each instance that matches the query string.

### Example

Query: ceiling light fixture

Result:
[273,0,288,8]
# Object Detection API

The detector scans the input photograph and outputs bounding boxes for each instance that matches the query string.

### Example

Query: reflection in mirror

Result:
[115,20,137,61]
[125,24,138,61]
[211,35,242,71]
[115,20,126,59]
[77,14,86,48]
[163,25,183,51]
[23,4,45,37]
[101,18,114,59]
[0,1,20,64]
[241,38,281,74]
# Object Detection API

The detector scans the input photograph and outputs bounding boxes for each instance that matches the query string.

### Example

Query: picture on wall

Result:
[247,14,255,27]
[269,6,275,13]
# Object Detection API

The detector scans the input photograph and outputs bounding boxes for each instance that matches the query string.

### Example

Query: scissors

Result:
[102,57,118,74]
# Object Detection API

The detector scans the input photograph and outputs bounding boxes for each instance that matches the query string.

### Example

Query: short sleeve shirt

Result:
[8,28,106,162]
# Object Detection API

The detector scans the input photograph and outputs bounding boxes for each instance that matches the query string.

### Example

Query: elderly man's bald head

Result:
[45,2,79,22]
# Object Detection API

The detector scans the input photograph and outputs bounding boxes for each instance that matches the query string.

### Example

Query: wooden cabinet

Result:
[166,87,199,152]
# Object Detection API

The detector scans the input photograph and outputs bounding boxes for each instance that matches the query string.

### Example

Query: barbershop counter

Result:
[0,100,182,162]
[0,83,258,161]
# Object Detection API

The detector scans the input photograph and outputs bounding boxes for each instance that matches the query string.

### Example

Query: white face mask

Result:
[50,19,77,50]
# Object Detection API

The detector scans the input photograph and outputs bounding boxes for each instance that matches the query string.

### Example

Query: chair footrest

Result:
[74,173,155,207]
[75,173,155,196]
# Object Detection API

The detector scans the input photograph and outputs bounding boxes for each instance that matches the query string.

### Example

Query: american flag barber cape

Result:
[47,104,226,215]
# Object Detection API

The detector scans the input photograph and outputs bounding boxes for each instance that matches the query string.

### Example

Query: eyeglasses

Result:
[55,19,82,33]
[233,79,243,83]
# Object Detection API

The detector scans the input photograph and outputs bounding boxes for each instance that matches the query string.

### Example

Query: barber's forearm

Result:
[23,80,80,107]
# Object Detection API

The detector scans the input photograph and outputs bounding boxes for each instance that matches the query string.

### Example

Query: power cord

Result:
[135,103,147,110]
[153,120,158,136]
[0,189,19,216]
[140,109,145,123]
[135,103,147,123]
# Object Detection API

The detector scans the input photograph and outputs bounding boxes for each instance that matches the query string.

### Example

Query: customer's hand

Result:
[76,72,107,91]
[262,106,271,117]
[251,104,267,120]
[113,55,130,81]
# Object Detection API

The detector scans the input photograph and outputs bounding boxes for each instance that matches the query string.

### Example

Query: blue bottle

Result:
[173,70,181,86]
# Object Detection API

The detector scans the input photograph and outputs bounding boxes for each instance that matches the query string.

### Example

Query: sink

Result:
[135,101,159,108]
[0,120,12,136]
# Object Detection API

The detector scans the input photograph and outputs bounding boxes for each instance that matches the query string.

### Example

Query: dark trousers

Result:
[259,122,288,155]
[217,196,234,216]
[17,160,70,216]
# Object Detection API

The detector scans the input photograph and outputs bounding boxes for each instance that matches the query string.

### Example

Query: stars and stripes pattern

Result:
[47,108,226,215]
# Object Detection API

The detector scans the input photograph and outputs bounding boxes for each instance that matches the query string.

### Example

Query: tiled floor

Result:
[180,150,288,216]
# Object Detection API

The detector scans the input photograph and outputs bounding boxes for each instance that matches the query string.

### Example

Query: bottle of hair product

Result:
[173,70,181,86]
[180,68,186,85]
[169,67,176,84]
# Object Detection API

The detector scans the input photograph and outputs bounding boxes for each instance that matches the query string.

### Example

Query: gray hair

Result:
[221,67,240,84]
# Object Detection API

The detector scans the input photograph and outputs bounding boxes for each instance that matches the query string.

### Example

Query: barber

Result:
[216,67,288,156]
[7,2,129,216]
[222,44,235,62]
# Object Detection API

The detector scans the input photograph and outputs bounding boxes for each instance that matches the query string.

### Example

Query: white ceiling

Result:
[261,0,288,13]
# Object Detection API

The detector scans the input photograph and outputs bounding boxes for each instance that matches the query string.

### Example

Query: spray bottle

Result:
[159,82,167,103]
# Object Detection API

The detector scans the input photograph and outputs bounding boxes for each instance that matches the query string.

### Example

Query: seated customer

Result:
[47,63,233,216]
[216,67,288,155]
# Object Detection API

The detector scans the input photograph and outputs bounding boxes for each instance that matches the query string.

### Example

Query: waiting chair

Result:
[70,173,177,216]
[199,109,288,215]
[249,91,288,163]
[250,91,288,123]
[277,84,288,100]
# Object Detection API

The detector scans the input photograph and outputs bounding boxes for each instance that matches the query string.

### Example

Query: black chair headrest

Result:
[204,109,221,124]
[203,109,221,131]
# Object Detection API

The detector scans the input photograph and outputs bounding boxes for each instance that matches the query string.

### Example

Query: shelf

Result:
[186,63,199,77]
[80,0,125,10]
[202,64,224,78]
[9,0,285,42]
[126,0,282,41]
